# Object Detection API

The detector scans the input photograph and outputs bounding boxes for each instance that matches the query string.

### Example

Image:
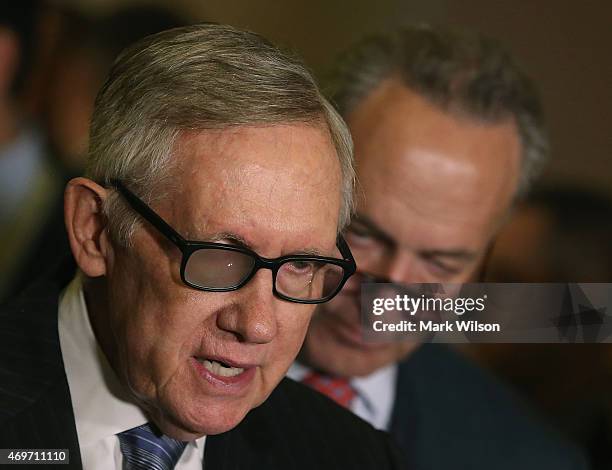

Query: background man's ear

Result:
[64,177,111,277]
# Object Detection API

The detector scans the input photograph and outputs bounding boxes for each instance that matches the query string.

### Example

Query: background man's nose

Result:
[385,250,415,285]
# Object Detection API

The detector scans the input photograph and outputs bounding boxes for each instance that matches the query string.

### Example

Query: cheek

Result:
[109,279,206,397]
[303,309,345,357]
[117,309,184,396]
[317,293,360,327]
[272,308,313,367]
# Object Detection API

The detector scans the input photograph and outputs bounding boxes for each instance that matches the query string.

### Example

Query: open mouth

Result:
[191,355,257,390]
[196,358,245,377]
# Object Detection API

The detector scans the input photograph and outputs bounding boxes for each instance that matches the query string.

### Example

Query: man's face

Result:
[302,79,521,377]
[102,124,341,438]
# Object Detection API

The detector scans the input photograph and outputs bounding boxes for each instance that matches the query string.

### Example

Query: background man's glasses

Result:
[111,180,356,304]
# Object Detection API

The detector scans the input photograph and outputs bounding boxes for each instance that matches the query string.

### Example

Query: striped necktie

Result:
[302,371,356,408]
[117,422,187,470]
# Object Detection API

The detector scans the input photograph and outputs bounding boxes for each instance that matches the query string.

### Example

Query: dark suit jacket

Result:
[390,344,588,470]
[0,265,403,470]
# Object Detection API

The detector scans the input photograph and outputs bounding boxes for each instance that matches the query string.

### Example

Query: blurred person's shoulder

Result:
[394,344,588,470]
[206,376,405,469]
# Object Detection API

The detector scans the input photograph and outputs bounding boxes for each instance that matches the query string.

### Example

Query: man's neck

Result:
[82,277,118,378]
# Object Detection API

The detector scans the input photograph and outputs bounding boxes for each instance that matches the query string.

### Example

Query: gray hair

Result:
[86,23,354,245]
[330,24,547,198]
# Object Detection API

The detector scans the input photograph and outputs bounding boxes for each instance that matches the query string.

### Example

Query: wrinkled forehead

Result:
[350,85,520,243]
[357,153,516,253]
[164,125,342,254]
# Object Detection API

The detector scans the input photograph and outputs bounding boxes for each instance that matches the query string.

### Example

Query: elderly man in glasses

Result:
[0,24,402,470]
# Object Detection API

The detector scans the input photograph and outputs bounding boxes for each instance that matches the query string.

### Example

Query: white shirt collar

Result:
[351,364,397,430]
[57,275,206,463]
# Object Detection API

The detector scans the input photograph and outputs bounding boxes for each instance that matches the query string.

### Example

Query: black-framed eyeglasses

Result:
[110,180,356,304]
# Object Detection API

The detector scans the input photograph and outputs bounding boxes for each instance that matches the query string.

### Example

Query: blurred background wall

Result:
[67,0,611,197]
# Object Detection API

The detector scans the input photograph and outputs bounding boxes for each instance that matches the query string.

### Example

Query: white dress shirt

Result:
[58,275,206,469]
[287,361,397,431]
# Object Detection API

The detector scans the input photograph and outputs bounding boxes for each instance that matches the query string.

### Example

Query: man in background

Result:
[292,25,587,469]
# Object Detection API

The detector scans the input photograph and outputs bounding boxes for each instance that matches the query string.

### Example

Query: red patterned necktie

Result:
[302,371,356,408]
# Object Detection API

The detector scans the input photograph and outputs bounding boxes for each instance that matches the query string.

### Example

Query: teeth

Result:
[200,359,245,377]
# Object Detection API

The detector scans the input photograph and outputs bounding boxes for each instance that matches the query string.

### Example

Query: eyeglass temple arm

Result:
[337,234,356,268]
[113,179,356,269]
[110,179,186,248]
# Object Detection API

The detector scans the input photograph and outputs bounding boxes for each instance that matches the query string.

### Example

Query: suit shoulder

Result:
[0,280,66,423]
[395,344,587,469]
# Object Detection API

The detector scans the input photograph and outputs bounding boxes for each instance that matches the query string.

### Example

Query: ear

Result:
[64,177,112,277]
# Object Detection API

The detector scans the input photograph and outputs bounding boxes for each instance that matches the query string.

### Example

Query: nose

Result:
[216,270,278,344]
[384,249,415,285]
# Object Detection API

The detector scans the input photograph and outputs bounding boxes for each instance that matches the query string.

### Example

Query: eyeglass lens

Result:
[276,261,345,300]
[185,249,255,288]
[183,248,345,301]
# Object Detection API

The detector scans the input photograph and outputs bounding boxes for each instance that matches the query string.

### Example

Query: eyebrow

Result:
[197,231,328,257]
[295,247,327,257]
[207,231,251,247]
[351,214,396,247]
[353,214,477,262]
[420,249,478,262]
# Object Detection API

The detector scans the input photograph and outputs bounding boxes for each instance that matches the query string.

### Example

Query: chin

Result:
[152,395,256,439]
[188,413,248,436]
[161,404,255,441]
[305,338,412,378]
[330,353,389,378]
